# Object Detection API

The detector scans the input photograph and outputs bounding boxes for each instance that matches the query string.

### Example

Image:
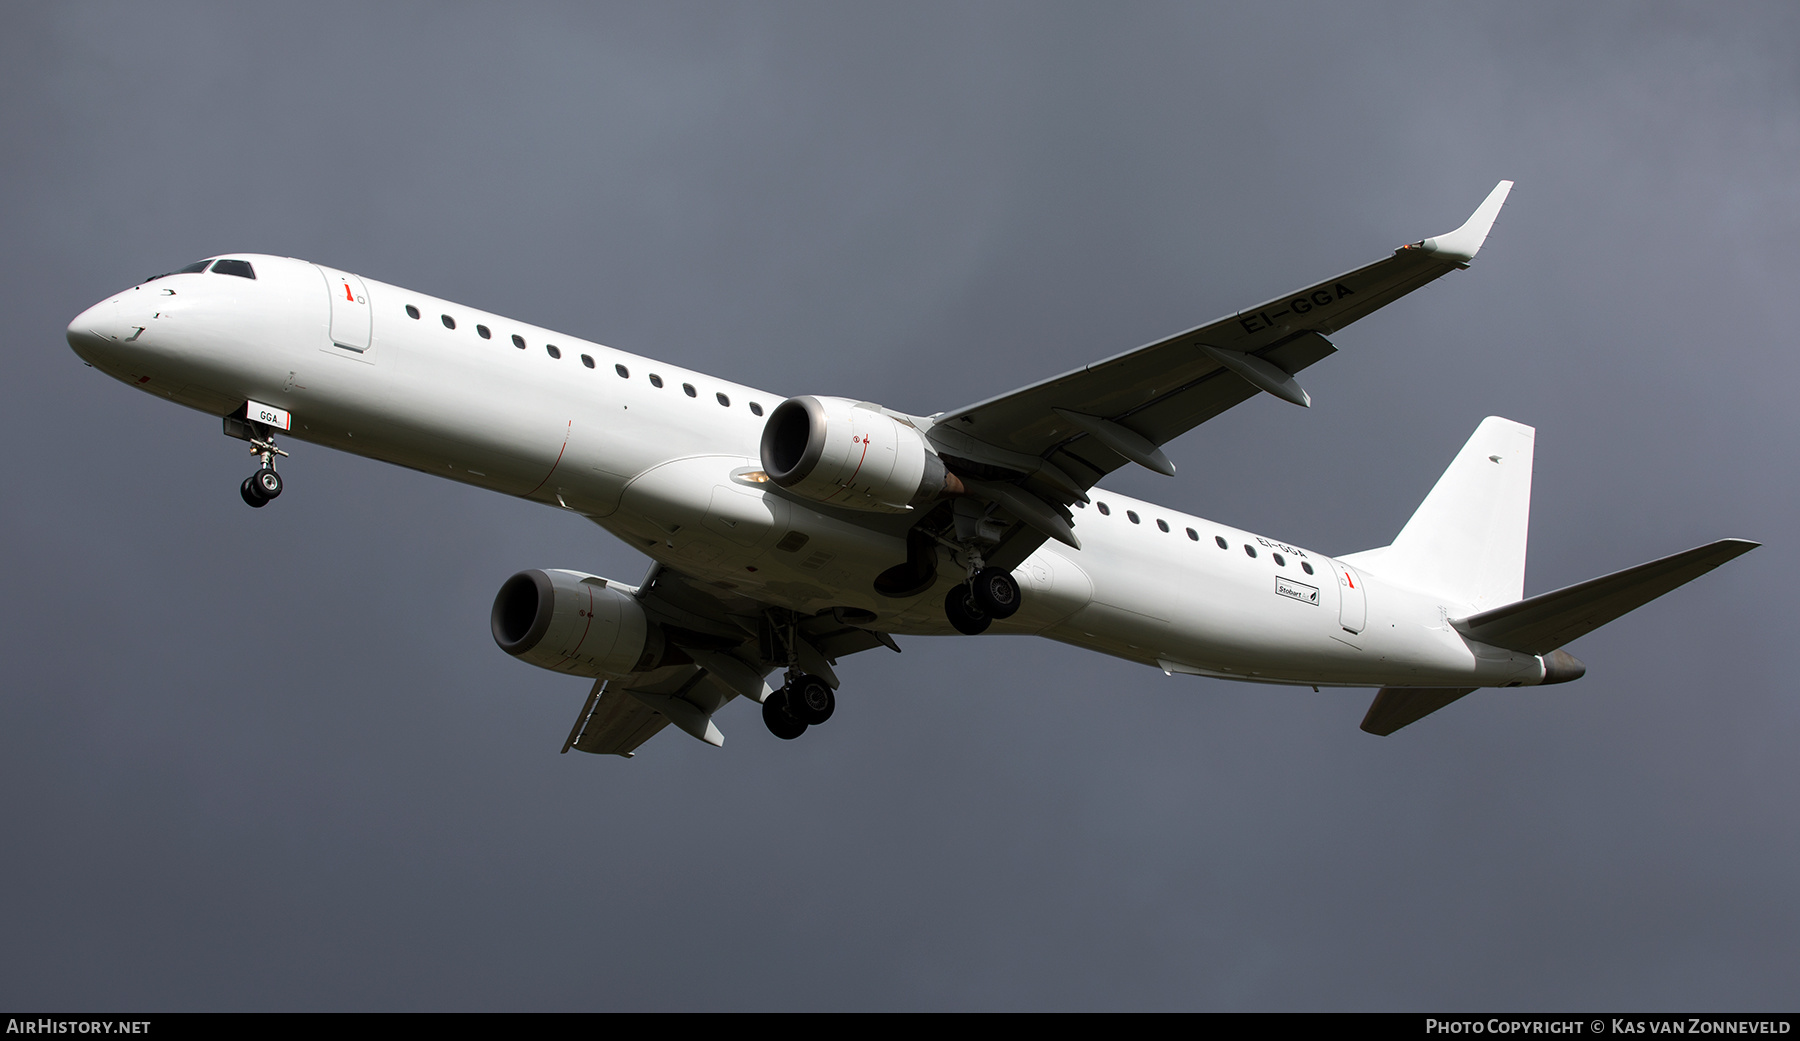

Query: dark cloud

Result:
[2,2,1795,1009]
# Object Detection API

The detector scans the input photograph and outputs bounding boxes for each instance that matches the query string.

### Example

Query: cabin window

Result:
[405,305,420,319]
[211,259,256,279]
[546,345,561,359]
[1301,561,1314,575]
[1156,519,1170,533]
[581,355,595,369]
[511,334,525,349]
[441,315,456,329]
[1272,553,1286,567]
[649,374,664,388]
[683,383,697,397]
[1244,545,1257,558]
[1096,502,1110,516]
[476,325,491,339]
[615,364,629,378]
[1127,511,1140,524]
[1186,527,1198,541]
[749,402,763,416]
[716,392,730,407]
[1215,536,1228,549]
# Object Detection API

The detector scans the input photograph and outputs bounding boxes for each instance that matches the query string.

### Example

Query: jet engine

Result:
[759,395,952,513]
[490,569,664,679]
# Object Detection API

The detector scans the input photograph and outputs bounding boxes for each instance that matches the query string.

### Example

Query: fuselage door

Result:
[316,265,372,352]
[1333,560,1367,634]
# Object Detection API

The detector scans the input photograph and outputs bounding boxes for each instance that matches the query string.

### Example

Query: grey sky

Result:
[2,3,1796,1010]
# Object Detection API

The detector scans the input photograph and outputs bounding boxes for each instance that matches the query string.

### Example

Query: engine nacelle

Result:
[759,395,948,512]
[490,569,664,679]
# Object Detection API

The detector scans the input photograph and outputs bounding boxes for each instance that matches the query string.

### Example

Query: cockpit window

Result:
[142,259,213,282]
[210,259,256,280]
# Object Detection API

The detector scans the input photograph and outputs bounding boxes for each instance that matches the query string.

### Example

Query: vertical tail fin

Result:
[1344,417,1535,610]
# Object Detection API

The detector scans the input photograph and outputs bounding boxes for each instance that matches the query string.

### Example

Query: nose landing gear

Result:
[224,411,292,509]
[238,434,288,509]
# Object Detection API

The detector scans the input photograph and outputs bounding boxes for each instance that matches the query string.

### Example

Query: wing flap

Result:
[565,679,673,757]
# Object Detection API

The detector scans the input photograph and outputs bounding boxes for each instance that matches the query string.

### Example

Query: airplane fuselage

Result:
[67,253,1550,693]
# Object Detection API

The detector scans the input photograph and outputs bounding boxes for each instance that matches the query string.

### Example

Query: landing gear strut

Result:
[239,433,288,509]
[758,610,848,740]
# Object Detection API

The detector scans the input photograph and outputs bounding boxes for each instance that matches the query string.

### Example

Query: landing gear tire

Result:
[944,583,991,636]
[240,477,269,508]
[789,675,835,725]
[252,468,283,500]
[972,568,1021,619]
[762,690,808,740]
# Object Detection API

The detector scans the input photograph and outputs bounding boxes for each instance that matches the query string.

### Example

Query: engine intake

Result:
[491,569,663,679]
[759,395,948,512]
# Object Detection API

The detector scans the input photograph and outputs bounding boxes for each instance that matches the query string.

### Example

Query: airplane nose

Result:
[66,296,122,361]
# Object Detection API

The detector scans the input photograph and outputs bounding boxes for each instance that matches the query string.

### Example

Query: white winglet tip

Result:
[1421,179,1513,265]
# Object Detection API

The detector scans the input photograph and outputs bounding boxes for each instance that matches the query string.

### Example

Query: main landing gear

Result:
[762,672,836,740]
[239,433,289,509]
[943,567,1021,636]
[758,612,841,740]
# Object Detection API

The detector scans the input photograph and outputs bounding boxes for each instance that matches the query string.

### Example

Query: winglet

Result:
[1417,180,1513,266]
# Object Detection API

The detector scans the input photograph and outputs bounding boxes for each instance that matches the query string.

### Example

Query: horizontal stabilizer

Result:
[1361,687,1477,736]
[1453,539,1758,655]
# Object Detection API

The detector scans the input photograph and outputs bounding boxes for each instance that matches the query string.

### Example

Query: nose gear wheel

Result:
[238,432,289,508]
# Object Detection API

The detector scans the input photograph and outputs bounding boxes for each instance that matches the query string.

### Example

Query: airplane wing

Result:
[923,182,1513,569]
[561,564,900,757]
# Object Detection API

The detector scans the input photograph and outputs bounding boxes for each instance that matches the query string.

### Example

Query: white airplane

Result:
[65,181,1755,753]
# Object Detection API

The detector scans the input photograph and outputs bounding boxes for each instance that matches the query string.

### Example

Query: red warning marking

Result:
[524,421,573,497]
[343,282,355,302]
[846,437,870,483]
[554,584,597,669]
